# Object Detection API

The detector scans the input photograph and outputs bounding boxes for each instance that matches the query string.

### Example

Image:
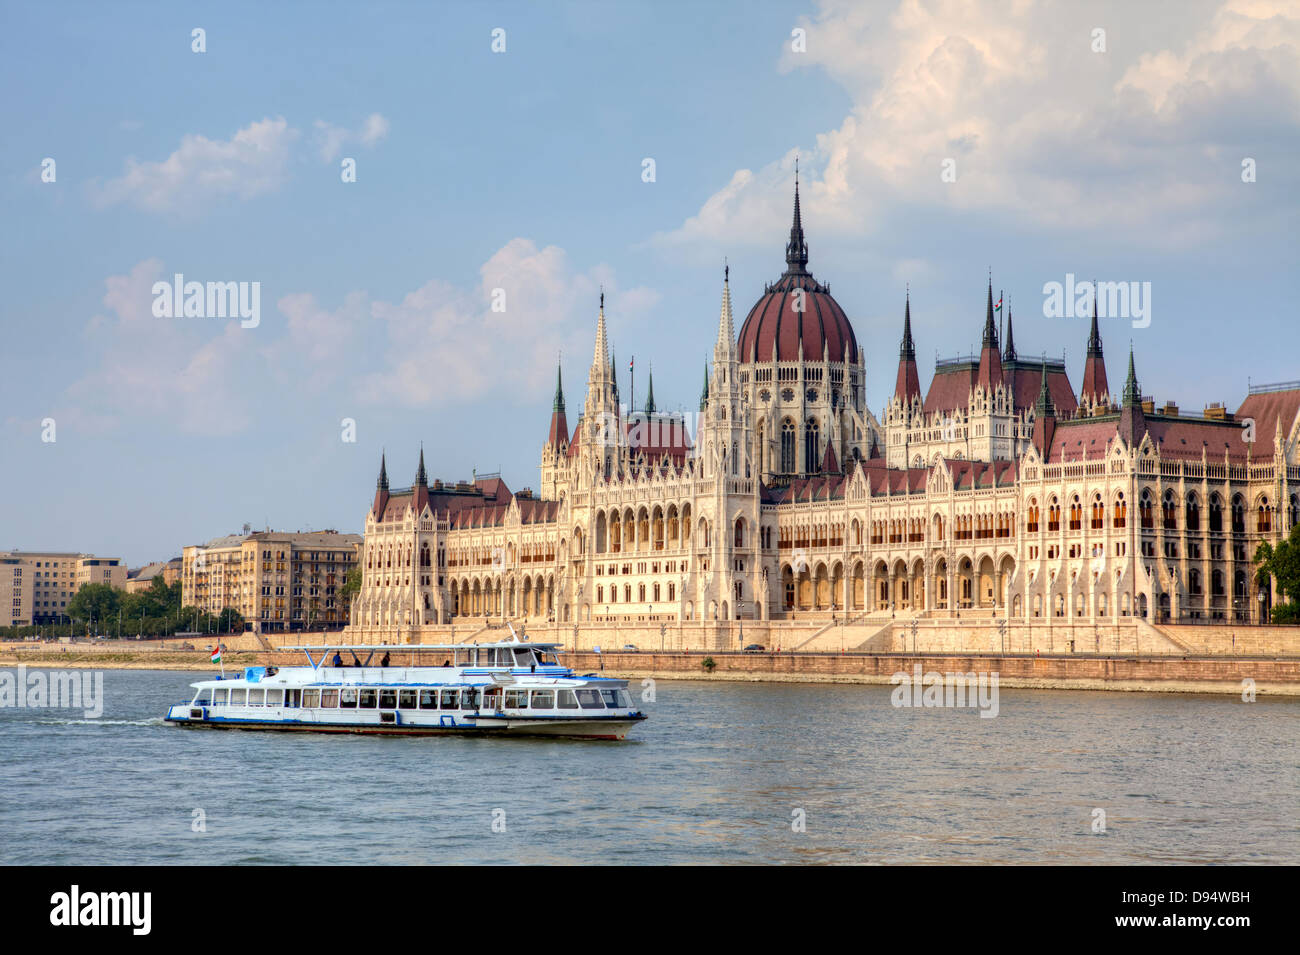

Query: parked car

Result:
[743,644,766,652]
[622,644,638,651]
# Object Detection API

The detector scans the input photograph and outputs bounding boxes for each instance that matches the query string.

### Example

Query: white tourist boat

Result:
[164,632,647,740]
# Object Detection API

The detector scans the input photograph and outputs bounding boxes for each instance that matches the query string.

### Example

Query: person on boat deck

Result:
[351,653,362,667]
[332,651,342,667]
[381,652,390,667]
[442,659,451,667]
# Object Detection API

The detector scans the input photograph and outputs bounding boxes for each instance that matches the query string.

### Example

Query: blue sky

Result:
[2,0,1297,566]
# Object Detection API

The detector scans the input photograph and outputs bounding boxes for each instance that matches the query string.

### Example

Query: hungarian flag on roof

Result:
[211,645,221,663]
[994,296,1003,313]
[628,357,634,371]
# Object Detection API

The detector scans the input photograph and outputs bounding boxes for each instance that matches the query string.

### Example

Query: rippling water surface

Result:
[1,668,1296,864]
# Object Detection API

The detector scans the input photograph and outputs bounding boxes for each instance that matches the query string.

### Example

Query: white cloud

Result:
[654,0,1300,247]
[356,238,656,407]
[313,113,390,161]
[65,259,257,435]
[93,117,298,213]
[62,242,656,435]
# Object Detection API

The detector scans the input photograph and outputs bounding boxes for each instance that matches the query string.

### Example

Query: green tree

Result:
[340,565,362,622]
[66,583,121,632]
[1254,524,1300,624]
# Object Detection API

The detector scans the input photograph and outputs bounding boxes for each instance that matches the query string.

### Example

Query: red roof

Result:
[923,360,1078,415]
[738,280,858,363]
[1234,387,1300,455]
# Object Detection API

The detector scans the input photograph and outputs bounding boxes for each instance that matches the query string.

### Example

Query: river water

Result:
[1,668,1295,864]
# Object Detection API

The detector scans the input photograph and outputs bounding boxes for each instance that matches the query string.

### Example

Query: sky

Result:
[1,0,1297,566]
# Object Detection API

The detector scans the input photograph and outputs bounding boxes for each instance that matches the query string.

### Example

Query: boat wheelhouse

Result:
[164,634,646,740]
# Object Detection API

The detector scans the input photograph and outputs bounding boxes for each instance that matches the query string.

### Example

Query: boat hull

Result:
[165,709,645,740]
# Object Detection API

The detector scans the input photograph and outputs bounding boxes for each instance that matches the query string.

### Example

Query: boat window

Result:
[556,690,579,710]
[378,689,397,709]
[440,689,459,710]
[513,649,534,667]
[303,689,321,708]
[213,688,228,705]
[419,689,438,709]
[536,653,557,666]
[266,689,284,706]
[321,689,339,708]
[530,690,554,709]
[399,689,417,709]
[230,688,247,705]
[462,688,480,709]
[483,688,502,709]
[504,689,528,709]
[195,688,212,703]
[599,689,619,708]
[614,690,632,708]
[359,689,378,709]
[339,688,358,709]
[575,689,605,710]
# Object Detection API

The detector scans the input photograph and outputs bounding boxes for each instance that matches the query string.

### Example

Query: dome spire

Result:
[644,365,656,414]
[785,158,809,274]
[376,450,388,490]
[1003,306,1017,361]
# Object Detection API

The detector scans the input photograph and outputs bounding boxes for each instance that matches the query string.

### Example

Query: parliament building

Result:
[346,179,1298,649]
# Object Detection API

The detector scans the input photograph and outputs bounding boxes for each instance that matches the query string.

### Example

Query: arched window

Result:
[804,418,821,474]
[781,419,795,474]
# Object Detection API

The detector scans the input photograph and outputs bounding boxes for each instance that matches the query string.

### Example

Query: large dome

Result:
[736,178,859,364]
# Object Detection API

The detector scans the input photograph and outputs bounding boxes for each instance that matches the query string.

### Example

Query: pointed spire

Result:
[1035,359,1055,417]
[591,290,609,372]
[372,449,391,518]
[784,158,809,274]
[1122,346,1140,406]
[900,286,915,360]
[699,362,709,411]
[716,261,736,355]
[894,289,921,404]
[1003,308,1017,361]
[976,276,1004,391]
[1087,289,1103,356]
[983,278,998,348]
[414,445,427,487]
[1081,289,1110,408]
[548,359,570,447]
[610,346,619,395]
[1031,359,1058,458]
[820,434,840,474]
[644,365,656,414]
